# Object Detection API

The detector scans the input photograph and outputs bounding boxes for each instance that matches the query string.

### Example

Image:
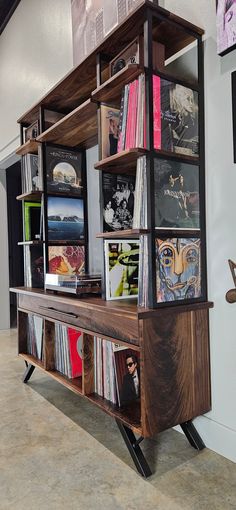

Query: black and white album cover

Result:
[45,145,83,195]
[102,173,135,231]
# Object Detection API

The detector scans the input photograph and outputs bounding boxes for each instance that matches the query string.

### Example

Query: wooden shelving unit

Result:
[13,1,212,478]
[18,240,44,246]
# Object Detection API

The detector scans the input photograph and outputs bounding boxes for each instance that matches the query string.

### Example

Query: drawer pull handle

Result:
[39,306,78,319]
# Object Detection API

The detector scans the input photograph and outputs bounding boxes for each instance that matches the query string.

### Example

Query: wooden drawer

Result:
[18,294,139,346]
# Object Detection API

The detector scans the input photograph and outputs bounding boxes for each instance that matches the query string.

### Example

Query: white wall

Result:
[0,0,73,161]
[0,0,73,329]
[164,0,236,463]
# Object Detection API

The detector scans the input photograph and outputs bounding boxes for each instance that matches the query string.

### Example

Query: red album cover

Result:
[67,328,83,378]
[153,75,161,149]
[125,79,137,149]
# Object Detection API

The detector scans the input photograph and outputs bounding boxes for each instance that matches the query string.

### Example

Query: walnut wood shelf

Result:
[94,148,147,173]
[18,240,44,246]
[16,139,39,156]
[16,191,42,202]
[92,64,142,105]
[36,99,98,149]
[96,229,150,239]
[19,354,83,395]
[86,394,141,434]
[153,149,199,164]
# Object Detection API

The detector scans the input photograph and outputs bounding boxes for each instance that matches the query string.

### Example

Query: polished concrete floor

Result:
[0,329,236,510]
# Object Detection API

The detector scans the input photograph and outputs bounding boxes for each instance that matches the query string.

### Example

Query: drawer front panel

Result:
[18,295,139,345]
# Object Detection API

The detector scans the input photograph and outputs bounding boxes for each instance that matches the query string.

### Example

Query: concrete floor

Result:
[0,329,236,510]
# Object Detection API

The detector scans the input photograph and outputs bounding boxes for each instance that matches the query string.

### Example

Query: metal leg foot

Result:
[23,363,35,383]
[116,419,152,478]
[180,420,205,450]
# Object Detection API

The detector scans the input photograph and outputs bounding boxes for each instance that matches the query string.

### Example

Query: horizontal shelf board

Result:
[47,240,86,246]
[94,148,147,172]
[18,240,44,246]
[16,191,42,202]
[154,228,201,236]
[19,353,44,369]
[96,229,150,239]
[16,139,39,156]
[86,393,141,433]
[17,2,203,126]
[36,99,98,149]
[18,354,83,395]
[92,64,142,104]
[153,149,199,164]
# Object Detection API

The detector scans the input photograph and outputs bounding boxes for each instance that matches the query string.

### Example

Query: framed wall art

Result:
[216,0,236,56]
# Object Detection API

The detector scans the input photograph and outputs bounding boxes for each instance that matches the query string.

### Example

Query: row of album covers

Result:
[24,235,202,305]
[27,315,140,409]
[23,152,200,242]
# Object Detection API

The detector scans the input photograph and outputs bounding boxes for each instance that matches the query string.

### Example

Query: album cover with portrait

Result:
[45,145,83,195]
[216,0,236,56]
[104,240,139,300]
[155,237,202,303]
[153,75,199,156]
[100,105,120,159]
[154,158,200,229]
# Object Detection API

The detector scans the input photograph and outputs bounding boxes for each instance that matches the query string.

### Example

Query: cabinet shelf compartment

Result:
[86,393,141,434]
[92,64,142,105]
[36,99,98,150]
[16,139,39,156]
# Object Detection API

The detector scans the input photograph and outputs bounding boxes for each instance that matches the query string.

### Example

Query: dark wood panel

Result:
[140,310,211,437]
[37,100,98,149]
[83,334,94,395]
[192,309,211,414]
[44,320,55,371]
[17,310,28,354]
[17,292,139,345]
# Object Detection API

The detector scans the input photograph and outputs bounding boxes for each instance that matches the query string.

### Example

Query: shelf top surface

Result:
[17,0,203,126]
[11,287,213,318]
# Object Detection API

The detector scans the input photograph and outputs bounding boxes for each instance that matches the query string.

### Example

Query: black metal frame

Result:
[232,72,236,164]
[23,362,35,383]
[116,418,205,477]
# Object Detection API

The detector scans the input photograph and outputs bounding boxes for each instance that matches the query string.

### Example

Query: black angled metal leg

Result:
[116,419,152,478]
[23,363,35,383]
[180,420,205,450]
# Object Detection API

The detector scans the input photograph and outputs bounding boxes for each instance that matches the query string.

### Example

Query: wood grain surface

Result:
[83,334,94,395]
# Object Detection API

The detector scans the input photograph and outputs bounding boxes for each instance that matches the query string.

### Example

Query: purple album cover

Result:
[216,0,236,55]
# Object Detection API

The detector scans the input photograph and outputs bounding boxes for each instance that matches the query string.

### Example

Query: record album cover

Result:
[102,173,135,231]
[47,196,84,242]
[45,146,83,195]
[48,245,85,275]
[155,237,201,303]
[104,240,139,300]
[154,158,200,229]
[100,105,120,159]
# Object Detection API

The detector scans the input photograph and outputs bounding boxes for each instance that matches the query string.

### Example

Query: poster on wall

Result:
[216,0,236,56]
